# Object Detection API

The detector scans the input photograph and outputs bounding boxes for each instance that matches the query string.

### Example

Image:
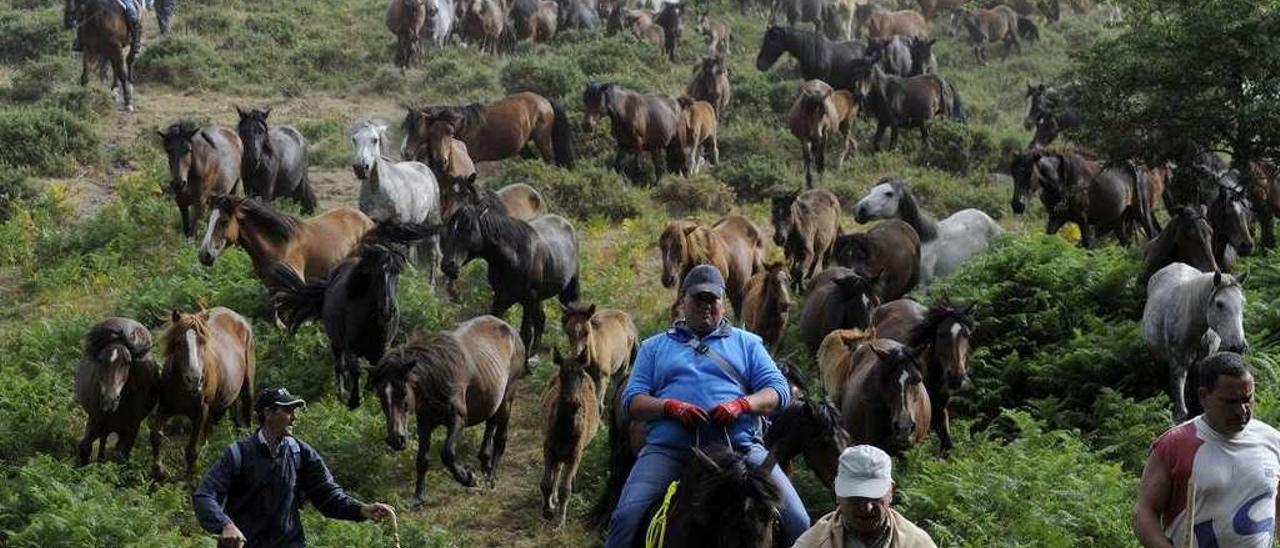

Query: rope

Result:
[644,480,680,548]
[387,506,402,548]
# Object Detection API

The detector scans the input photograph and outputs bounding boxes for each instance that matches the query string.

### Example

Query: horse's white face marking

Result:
[199,209,222,258]
[949,322,963,338]
[185,329,203,388]
[861,293,871,310]
[108,348,119,363]
[857,182,899,219]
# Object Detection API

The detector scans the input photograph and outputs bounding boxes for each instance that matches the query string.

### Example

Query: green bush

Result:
[177,9,236,35]
[297,118,350,170]
[0,8,67,63]
[493,160,644,221]
[0,171,41,222]
[652,174,737,215]
[714,154,799,203]
[5,58,75,102]
[0,106,99,177]
[133,34,228,89]
[907,120,998,176]
[500,53,586,99]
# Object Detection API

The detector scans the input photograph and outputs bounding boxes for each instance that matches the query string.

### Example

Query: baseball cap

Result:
[834,445,893,499]
[254,387,307,412]
[683,264,726,299]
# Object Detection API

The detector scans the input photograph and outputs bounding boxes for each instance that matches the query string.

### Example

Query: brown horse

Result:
[677,97,720,175]
[858,63,964,151]
[583,82,688,183]
[1140,205,1218,287]
[513,0,559,43]
[771,188,841,290]
[150,307,255,479]
[686,53,731,117]
[540,348,601,527]
[816,326,877,408]
[1247,159,1280,248]
[830,88,859,167]
[915,0,962,18]
[872,299,974,454]
[741,262,792,350]
[76,317,159,465]
[68,0,136,109]
[654,1,685,61]
[374,315,527,503]
[1009,151,1156,248]
[832,219,922,302]
[788,80,842,188]
[959,6,1019,64]
[1207,183,1256,272]
[560,302,639,408]
[159,120,243,239]
[799,268,882,353]
[696,13,731,54]
[404,92,574,168]
[420,115,478,184]
[387,0,427,70]
[861,6,928,40]
[836,339,931,455]
[658,215,767,318]
[460,0,505,53]
[619,8,664,45]
[440,177,546,221]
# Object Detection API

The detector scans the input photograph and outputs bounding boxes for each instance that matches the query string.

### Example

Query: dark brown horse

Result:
[787,80,842,187]
[440,177,546,221]
[832,219,922,302]
[560,303,639,408]
[772,188,841,290]
[686,53,731,117]
[858,63,966,151]
[763,398,849,500]
[540,348,600,527]
[150,307,255,479]
[67,0,136,109]
[741,262,792,351]
[1247,159,1280,248]
[799,268,882,353]
[513,0,559,43]
[836,339,931,455]
[1009,150,1156,248]
[1207,184,1256,272]
[159,120,243,239]
[872,299,974,454]
[583,82,688,183]
[236,107,317,214]
[658,215,767,318]
[403,92,575,168]
[959,6,1019,64]
[654,2,685,61]
[387,0,427,70]
[1140,205,1218,286]
[374,315,527,503]
[76,317,159,465]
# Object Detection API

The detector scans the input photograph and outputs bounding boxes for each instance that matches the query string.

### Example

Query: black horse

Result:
[645,445,783,547]
[1207,183,1256,272]
[269,243,407,409]
[236,106,317,214]
[1024,84,1079,148]
[857,61,966,151]
[756,25,866,91]
[763,399,848,501]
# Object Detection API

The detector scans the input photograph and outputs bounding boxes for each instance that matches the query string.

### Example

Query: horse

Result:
[67,0,135,110]
[799,268,882,353]
[915,0,961,18]
[872,299,974,454]
[858,63,966,151]
[404,92,575,168]
[1024,84,1079,148]
[770,0,823,32]
[654,2,684,62]
[741,262,792,351]
[696,13,731,54]
[150,307,255,479]
[860,6,928,40]
[816,326,878,409]
[832,219,921,302]
[560,302,639,408]
[269,244,407,410]
[677,98,720,175]
[423,0,456,47]
[513,0,559,43]
[835,339,931,455]
[905,36,938,75]
[1247,159,1280,248]
[441,204,580,360]
[772,188,841,290]
[235,107,317,214]
[440,177,545,221]
[959,6,1019,64]
[755,25,866,91]
[374,315,527,503]
[76,317,159,465]
[352,121,443,288]
[1140,205,1218,287]
[854,178,1002,284]
[658,215,767,319]
[1143,265,1247,420]
[762,399,849,499]
[1009,150,1156,248]
[159,120,243,239]
[460,0,505,53]
[582,82,688,183]
[387,0,427,70]
[617,7,664,45]
[1016,14,1039,41]
[787,80,842,188]
[865,35,913,76]
[1207,183,1256,272]
[540,348,601,527]
[419,115,478,187]
[686,53,731,117]
[558,0,598,31]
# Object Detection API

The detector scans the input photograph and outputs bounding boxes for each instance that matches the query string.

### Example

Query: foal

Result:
[540,349,601,527]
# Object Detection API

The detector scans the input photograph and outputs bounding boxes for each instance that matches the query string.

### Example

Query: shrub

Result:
[493,160,644,221]
[714,155,799,203]
[133,34,227,89]
[297,118,350,169]
[0,8,67,63]
[908,120,998,176]
[0,106,100,177]
[178,9,236,35]
[5,58,75,102]
[0,171,40,222]
[652,174,736,215]
[499,54,586,99]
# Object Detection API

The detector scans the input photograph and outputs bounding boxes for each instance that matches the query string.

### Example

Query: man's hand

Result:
[710,397,752,425]
[662,399,710,429]
[362,502,395,521]
[218,522,246,548]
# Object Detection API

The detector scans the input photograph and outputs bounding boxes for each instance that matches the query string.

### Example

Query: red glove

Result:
[710,397,752,425]
[663,399,710,430]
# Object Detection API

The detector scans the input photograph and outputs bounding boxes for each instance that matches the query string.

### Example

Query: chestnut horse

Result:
[159,120,243,239]
[541,348,601,527]
[76,317,159,465]
[832,219,922,302]
[859,6,928,40]
[387,0,427,70]
[658,215,767,318]
[686,53,731,117]
[419,115,478,185]
[561,302,639,408]
[787,80,842,188]
[816,327,877,408]
[958,6,1020,64]
[741,262,792,351]
[835,339,931,455]
[403,92,575,169]
[772,188,841,290]
[677,97,720,175]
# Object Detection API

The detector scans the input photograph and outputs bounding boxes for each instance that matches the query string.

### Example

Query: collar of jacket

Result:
[666,318,733,342]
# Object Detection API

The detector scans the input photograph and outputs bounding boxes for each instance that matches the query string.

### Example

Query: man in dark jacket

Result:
[193,387,394,548]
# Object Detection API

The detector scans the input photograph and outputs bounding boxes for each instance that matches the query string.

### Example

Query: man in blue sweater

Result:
[192,387,395,547]
[605,264,810,548]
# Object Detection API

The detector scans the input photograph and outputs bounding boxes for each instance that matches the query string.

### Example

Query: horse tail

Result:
[295,173,318,215]
[560,273,581,306]
[586,404,635,530]
[267,263,327,332]
[1016,15,1039,41]
[947,80,967,123]
[366,221,441,245]
[1130,162,1155,239]
[550,98,576,169]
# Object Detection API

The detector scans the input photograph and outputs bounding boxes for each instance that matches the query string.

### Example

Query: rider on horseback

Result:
[66,0,143,63]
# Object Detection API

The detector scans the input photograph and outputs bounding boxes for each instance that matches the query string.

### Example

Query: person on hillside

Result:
[65,0,143,63]
[192,387,395,548]
[793,445,938,548]
[604,264,811,548]
[1134,352,1280,548]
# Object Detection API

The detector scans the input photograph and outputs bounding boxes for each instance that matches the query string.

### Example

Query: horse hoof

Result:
[543,506,556,520]
[410,496,431,509]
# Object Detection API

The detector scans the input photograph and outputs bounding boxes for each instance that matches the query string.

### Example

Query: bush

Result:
[0,106,100,177]
[499,54,586,99]
[297,118,350,170]
[907,120,998,176]
[0,8,67,63]
[0,171,41,222]
[133,34,228,89]
[714,155,799,203]
[5,58,75,102]
[652,174,737,215]
[493,160,644,221]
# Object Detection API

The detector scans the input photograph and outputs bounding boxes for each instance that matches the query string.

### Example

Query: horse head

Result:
[552,347,593,409]
[423,118,459,178]
[162,310,210,394]
[870,342,926,449]
[832,269,881,330]
[658,220,697,287]
[560,302,597,359]
[199,196,243,266]
[755,25,788,71]
[1008,150,1044,214]
[440,172,479,221]
[682,445,782,548]
[907,37,936,75]
[360,243,408,324]
[159,120,201,196]
[1023,83,1047,130]
[440,204,485,279]
[94,342,133,412]
[915,302,975,391]
[373,347,419,451]
[1211,184,1256,257]
[581,81,613,131]
[855,178,907,223]
[351,121,388,181]
[763,262,792,314]
[1207,271,1248,354]
[769,191,799,246]
[235,106,273,172]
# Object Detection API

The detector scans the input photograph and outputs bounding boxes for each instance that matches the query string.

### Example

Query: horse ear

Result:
[1236,271,1248,286]
[870,343,893,361]
[261,107,272,118]
[156,130,167,141]
[553,347,563,365]
[171,309,181,323]
[927,38,937,46]
[963,302,977,318]
[235,105,248,118]
[465,172,478,186]
[586,303,596,317]
[691,446,721,472]
[1214,271,1223,286]
[682,224,699,236]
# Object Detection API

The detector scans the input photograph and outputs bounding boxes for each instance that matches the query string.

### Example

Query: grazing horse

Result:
[677,98,720,175]
[235,107,317,214]
[658,215,767,318]
[440,177,545,221]
[441,204,580,359]
[787,80,843,188]
[860,6,928,40]
[270,244,407,410]
[854,178,1002,284]
[159,120,243,239]
[755,25,866,91]
[387,0,427,70]
[1009,150,1156,248]
[832,219,922,302]
[540,349,601,527]
[959,6,1019,64]
[1207,184,1256,272]
[905,36,938,75]
[696,13,731,54]
[1140,205,1218,287]
[150,308,255,479]
[858,63,966,151]
[741,262,792,350]
[686,53,731,117]
[582,82,688,183]
[76,317,159,465]
[799,268,882,353]
[1024,84,1079,148]
[654,2,684,62]
[460,0,505,53]
[763,399,849,499]
[404,92,575,168]
[67,0,135,109]
[560,302,639,408]
[352,121,443,287]
[836,339,931,455]
[1143,265,1247,420]
[374,316,527,503]
[772,188,841,290]
[872,299,974,454]
[816,327,878,409]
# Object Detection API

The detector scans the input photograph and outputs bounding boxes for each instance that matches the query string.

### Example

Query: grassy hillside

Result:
[4,0,1280,546]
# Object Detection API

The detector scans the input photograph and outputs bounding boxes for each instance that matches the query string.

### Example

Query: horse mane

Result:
[455,104,485,137]
[159,312,215,375]
[238,198,303,241]
[85,321,151,360]
[348,244,407,295]
[681,445,782,531]
[163,119,200,142]
[455,203,534,246]
[908,302,974,349]
[888,179,938,241]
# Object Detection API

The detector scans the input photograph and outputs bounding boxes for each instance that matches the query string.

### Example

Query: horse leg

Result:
[109,47,132,111]
[1169,361,1189,421]
[478,414,499,485]
[612,147,625,176]
[652,148,665,184]
[440,412,477,487]
[78,417,102,465]
[932,395,954,455]
[412,420,435,505]
[80,51,90,87]
[489,399,513,482]
[180,205,193,239]
[801,142,814,188]
[98,431,111,463]
[117,425,140,462]
[186,407,209,479]
[872,123,887,152]
[557,456,581,528]
[816,135,827,181]
[889,126,900,151]
[711,132,721,166]
[149,413,168,480]
[1262,207,1277,249]
[528,299,548,362]
[541,459,562,520]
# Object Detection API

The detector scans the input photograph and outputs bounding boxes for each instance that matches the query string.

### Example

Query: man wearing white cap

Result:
[793,445,937,548]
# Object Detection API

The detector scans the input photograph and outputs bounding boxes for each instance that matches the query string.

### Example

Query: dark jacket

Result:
[193,431,367,548]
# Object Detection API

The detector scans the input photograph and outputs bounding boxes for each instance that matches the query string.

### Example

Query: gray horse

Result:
[1143,264,1247,420]
[236,106,317,214]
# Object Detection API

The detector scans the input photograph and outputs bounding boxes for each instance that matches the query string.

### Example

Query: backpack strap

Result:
[687,336,750,393]
[228,442,242,477]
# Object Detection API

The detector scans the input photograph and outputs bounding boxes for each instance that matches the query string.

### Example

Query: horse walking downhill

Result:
[159,120,243,239]
[561,302,639,408]
[236,107,317,214]
[66,0,137,110]
[741,262,792,350]
[772,188,841,290]
[540,349,601,527]
[799,268,882,353]
[834,339,931,455]
[387,0,427,70]
[658,215,767,319]
[404,92,575,168]
[1140,205,1217,287]
[832,219,922,301]
[583,82,688,183]
[76,317,159,465]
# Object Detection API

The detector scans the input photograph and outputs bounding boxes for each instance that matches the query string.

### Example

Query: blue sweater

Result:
[621,320,791,449]
[192,432,367,548]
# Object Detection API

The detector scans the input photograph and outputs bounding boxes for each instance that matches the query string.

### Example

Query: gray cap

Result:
[834,445,893,499]
[683,264,726,299]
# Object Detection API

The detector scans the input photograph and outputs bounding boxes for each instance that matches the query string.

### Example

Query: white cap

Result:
[834,445,893,499]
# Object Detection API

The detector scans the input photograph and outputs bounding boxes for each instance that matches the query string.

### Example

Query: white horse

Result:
[1143,263,1248,420]
[853,178,1002,284]
[351,120,443,289]
[424,0,456,47]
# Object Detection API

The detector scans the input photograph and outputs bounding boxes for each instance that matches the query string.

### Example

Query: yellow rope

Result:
[387,507,401,548]
[644,481,680,548]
